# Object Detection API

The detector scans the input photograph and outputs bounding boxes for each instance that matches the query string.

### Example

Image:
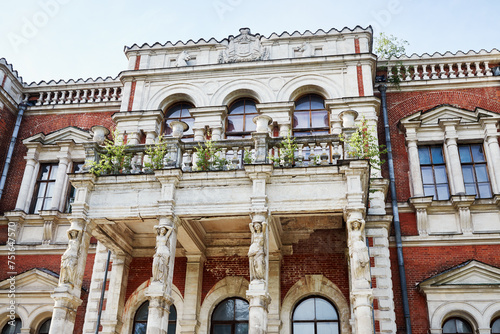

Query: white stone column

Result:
[180,254,205,334]
[440,120,465,195]
[15,143,40,212]
[481,118,500,194]
[405,127,424,197]
[101,253,132,334]
[267,253,281,334]
[50,154,70,211]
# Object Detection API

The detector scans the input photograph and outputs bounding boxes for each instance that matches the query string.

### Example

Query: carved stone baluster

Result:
[88,89,96,102]
[81,89,88,102]
[396,66,402,81]
[320,142,329,165]
[59,91,66,104]
[439,64,447,78]
[65,90,73,104]
[387,65,393,81]
[413,65,420,80]
[184,149,193,172]
[74,90,81,103]
[448,63,457,78]
[273,146,280,166]
[457,63,465,77]
[231,146,240,169]
[465,62,473,77]
[484,61,493,76]
[475,62,484,76]
[36,92,44,106]
[422,65,430,80]
[51,91,59,105]
[296,143,304,167]
[95,88,103,102]
[404,65,411,81]
[103,87,111,101]
[430,64,438,79]
[111,87,118,101]
[332,141,341,163]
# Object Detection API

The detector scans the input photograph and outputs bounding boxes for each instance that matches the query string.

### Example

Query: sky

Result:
[1,0,499,84]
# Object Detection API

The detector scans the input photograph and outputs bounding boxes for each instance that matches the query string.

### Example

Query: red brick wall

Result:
[125,256,187,302]
[381,86,500,202]
[281,229,350,304]
[0,107,17,177]
[391,245,500,334]
[0,111,116,213]
[0,253,95,334]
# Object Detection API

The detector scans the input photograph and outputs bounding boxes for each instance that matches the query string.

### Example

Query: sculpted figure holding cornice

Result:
[152,225,173,283]
[59,228,81,286]
[349,219,371,289]
[248,221,267,281]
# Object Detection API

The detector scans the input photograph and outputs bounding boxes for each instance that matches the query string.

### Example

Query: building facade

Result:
[0,27,499,334]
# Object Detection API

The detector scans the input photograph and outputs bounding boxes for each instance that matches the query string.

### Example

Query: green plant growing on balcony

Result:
[243,149,254,164]
[374,32,409,89]
[88,131,132,176]
[340,117,387,170]
[194,138,229,171]
[144,135,171,171]
[271,131,297,167]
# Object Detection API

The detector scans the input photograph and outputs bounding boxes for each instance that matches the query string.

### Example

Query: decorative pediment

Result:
[23,126,92,145]
[0,268,59,293]
[218,28,270,64]
[419,260,500,291]
[400,105,500,128]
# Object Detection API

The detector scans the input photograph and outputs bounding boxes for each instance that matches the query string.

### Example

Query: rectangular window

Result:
[64,162,84,213]
[459,143,492,198]
[30,163,58,214]
[418,145,450,200]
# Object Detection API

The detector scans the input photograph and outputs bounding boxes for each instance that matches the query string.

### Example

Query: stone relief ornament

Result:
[152,225,173,283]
[293,42,313,57]
[218,28,270,63]
[176,51,191,67]
[248,220,267,281]
[59,228,82,286]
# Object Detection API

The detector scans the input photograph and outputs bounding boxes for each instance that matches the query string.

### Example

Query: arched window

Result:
[491,318,500,333]
[226,98,258,138]
[442,318,473,334]
[133,301,177,334]
[38,319,51,334]
[1,319,22,334]
[292,296,340,334]
[293,94,329,136]
[211,297,249,334]
[164,102,194,140]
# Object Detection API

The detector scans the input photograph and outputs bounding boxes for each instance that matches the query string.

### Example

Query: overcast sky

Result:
[1,0,498,84]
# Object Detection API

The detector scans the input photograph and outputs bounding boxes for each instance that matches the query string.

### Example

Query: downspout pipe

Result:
[95,249,112,334]
[378,84,412,334]
[0,101,27,201]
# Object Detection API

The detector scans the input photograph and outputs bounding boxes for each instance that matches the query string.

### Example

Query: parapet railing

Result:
[33,86,122,106]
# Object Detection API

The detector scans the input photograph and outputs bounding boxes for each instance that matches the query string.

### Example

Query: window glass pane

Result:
[40,165,50,180]
[169,305,177,320]
[459,146,471,163]
[184,118,194,136]
[423,185,436,199]
[293,298,315,320]
[474,165,489,182]
[293,323,315,334]
[293,112,310,129]
[418,147,431,165]
[442,319,456,333]
[213,299,234,321]
[42,197,53,210]
[234,299,249,321]
[133,323,147,334]
[311,111,328,128]
[39,319,51,334]
[478,183,492,198]
[229,100,245,114]
[430,146,444,164]
[212,324,232,334]
[317,322,339,334]
[49,165,58,179]
[227,116,244,132]
[37,183,47,197]
[244,101,257,114]
[491,318,500,333]
[245,116,256,132]
[2,319,22,334]
[167,323,176,334]
[461,166,474,183]
[464,184,477,196]
[167,107,182,118]
[310,96,325,110]
[235,323,249,334]
[471,144,485,162]
[295,96,310,110]
[421,167,434,184]
[434,166,448,184]
[315,298,338,320]
[456,319,472,333]
[135,302,149,321]
[34,198,44,214]
[46,182,55,197]
[436,185,450,200]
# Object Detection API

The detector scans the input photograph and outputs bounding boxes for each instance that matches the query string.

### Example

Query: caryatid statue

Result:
[59,228,81,286]
[248,220,267,282]
[152,225,174,284]
[349,218,371,289]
